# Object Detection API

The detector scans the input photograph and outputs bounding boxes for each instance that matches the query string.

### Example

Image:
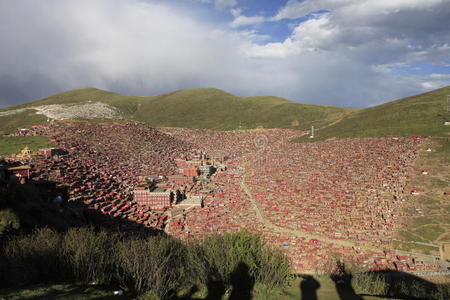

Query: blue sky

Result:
[0,0,449,108]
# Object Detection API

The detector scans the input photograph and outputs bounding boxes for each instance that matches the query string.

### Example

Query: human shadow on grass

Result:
[176,262,254,300]
[299,275,320,300]
[330,261,363,300]
[229,262,254,300]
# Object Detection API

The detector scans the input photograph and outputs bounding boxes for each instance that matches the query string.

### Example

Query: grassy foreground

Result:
[2,270,449,300]
[0,283,128,300]
[1,226,449,299]
[0,277,396,300]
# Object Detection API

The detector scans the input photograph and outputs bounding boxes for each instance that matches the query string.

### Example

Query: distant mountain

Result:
[0,88,353,133]
[294,86,450,142]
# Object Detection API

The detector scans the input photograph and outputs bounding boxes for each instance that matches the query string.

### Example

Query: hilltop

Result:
[0,88,352,133]
[295,86,450,142]
[2,86,449,139]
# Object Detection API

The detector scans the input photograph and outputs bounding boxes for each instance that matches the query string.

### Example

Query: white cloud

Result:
[273,0,447,20]
[228,5,265,28]
[240,0,450,106]
[238,30,271,43]
[229,14,265,28]
[429,73,450,79]
[424,74,450,90]
[243,0,450,70]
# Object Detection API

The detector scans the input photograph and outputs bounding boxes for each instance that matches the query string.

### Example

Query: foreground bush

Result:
[0,228,291,298]
[63,227,118,285]
[189,230,291,297]
[0,208,20,237]
[2,228,66,286]
[115,236,189,298]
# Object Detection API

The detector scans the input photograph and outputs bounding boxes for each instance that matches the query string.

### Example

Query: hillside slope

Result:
[295,86,450,142]
[133,88,352,130]
[0,88,353,132]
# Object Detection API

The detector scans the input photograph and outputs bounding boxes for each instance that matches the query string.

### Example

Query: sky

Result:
[0,0,450,108]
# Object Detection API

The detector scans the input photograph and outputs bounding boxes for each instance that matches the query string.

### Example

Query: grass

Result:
[0,283,129,300]
[392,240,440,255]
[295,86,450,142]
[269,277,381,300]
[0,110,48,134]
[0,277,402,300]
[1,87,149,115]
[133,88,353,130]
[394,138,450,252]
[0,87,352,132]
[0,136,55,157]
[438,232,450,242]
[396,230,428,243]
[410,217,439,228]
[412,225,446,242]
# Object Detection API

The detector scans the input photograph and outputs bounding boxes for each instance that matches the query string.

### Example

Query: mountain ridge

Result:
[1,86,448,139]
[0,87,353,133]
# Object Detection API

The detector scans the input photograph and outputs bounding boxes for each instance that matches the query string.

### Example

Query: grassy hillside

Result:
[0,110,48,135]
[295,86,450,142]
[0,88,352,132]
[133,88,352,130]
[3,86,449,136]
[1,88,150,116]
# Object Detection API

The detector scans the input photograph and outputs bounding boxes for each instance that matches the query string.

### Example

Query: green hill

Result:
[133,88,352,130]
[2,86,449,137]
[294,86,450,142]
[0,88,353,133]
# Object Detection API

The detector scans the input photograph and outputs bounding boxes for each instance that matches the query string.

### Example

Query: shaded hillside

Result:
[0,88,353,132]
[295,86,450,142]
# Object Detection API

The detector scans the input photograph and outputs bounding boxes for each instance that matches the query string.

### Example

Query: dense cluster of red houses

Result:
[245,137,423,245]
[164,128,439,273]
[9,122,202,231]
[4,122,441,273]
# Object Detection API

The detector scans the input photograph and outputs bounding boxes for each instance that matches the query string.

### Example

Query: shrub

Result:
[352,272,388,296]
[62,227,117,285]
[0,208,21,236]
[191,230,291,294]
[115,236,188,298]
[433,283,450,300]
[255,245,291,289]
[2,228,65,286]
[0,228,291,298]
